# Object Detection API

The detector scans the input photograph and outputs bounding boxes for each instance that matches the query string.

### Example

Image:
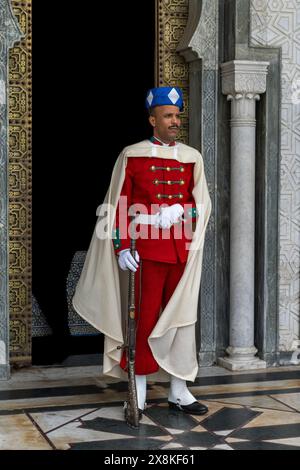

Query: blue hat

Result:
[145,86,183,111]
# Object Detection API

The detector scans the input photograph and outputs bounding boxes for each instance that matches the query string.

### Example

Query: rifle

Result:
[124,217,139,428]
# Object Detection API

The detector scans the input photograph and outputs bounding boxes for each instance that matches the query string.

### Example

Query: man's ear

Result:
[149,115,156,128]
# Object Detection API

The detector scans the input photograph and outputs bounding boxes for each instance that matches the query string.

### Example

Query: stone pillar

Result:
[218,60,269,370]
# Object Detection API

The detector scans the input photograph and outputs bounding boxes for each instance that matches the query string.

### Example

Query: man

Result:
[73,86,211,417]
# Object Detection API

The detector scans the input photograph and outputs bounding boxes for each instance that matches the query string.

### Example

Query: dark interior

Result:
[32,2,155,364]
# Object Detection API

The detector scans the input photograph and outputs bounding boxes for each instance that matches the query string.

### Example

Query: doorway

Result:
[32,2,155,364]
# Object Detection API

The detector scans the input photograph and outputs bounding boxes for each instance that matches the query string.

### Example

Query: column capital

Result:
[221,60,269,97]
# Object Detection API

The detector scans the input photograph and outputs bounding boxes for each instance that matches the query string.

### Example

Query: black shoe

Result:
[168,400,208,415]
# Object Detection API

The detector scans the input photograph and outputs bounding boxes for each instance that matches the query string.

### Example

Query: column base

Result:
[218,356,267,371]
[0,364,10,380]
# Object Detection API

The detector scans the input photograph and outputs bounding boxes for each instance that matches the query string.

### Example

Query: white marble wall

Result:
[250,0,300,351]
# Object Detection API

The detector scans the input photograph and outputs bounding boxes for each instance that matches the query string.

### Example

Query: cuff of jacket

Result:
[112,227,130,253]
[184,206,198,219]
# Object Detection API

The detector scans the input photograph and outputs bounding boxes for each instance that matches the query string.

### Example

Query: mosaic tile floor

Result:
[0,364,299,450]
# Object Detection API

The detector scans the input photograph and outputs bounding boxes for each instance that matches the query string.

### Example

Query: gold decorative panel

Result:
[156,0,189,143]
[9,0,32,366]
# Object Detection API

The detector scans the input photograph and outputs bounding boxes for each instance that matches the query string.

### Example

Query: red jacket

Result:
[113,142,197,263]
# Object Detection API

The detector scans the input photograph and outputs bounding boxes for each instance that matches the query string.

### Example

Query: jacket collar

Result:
[150,136,176,147]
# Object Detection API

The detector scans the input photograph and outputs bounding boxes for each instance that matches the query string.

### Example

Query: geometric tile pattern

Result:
[25,399,300,450]
[0,365,300,450]
[31,294,52,337]
[251,0,300,351]
[66,251,99,336]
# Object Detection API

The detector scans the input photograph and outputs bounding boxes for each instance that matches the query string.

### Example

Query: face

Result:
[149,105,181,143]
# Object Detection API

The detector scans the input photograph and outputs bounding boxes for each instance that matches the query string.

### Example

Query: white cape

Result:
[73,140,211,381]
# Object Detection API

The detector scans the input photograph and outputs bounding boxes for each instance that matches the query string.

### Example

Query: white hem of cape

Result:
[72,297,198,382]
[148,320,199,382]
[72,297,122,344]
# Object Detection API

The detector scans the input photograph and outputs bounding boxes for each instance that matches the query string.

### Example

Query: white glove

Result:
[118,248,140,272]
[158,204,184,229]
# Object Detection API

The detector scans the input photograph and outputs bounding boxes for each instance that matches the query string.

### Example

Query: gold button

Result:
[153,179,159,185]
[180,180,184,185]
[167,180,171,185]
[179,194,183,199]
[180,167,184,172]
[150,165,156,171]
[168,195,173,199]
[157,194,161,199]
[115,244,119,248]
[166,167,171,171]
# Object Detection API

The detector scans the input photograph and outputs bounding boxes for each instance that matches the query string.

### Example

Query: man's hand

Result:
[158,204,184,229]
[118,248,140,272]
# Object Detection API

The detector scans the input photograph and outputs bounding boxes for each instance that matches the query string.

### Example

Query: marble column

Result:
[218,60,269,370]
